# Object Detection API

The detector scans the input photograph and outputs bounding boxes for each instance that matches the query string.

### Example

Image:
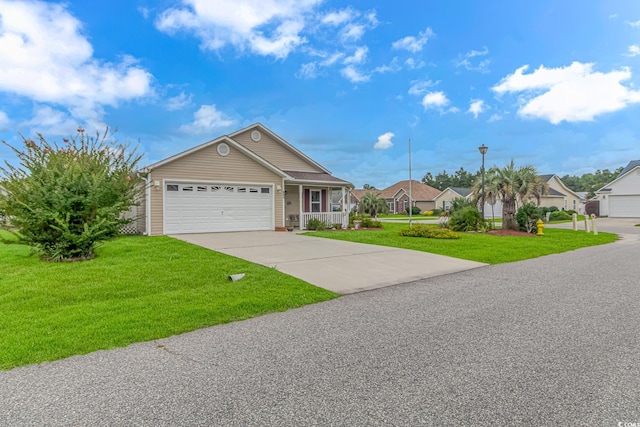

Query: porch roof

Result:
[284,171,353,187]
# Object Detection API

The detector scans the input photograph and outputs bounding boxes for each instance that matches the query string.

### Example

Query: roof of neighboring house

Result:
[350,189,381,201]
[380,180,441,201]
[546,188,565,197]
[539,173,581,199]
[539,174,554,181]
[617,160,640,177]
[450,187,472,197]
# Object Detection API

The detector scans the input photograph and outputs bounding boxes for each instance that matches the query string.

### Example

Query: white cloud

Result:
[625,45,640,57]
[468,99,485,118]
[0,0,153,124]
[392,27,433,53]
[628,19,640,27]
[373,132,394,150]
[340,23,366,41]
[405,58,425,70]
[179,105,235,133]
[488,113,502,122]
[408,79,436,96]
[421,91,450,110]
[374,58,401,74]
[455,46,490,72]
[0,110,10,130]
[493,62,640,124]
[156,0,320,59]
[343,46,368,64]
[166,92,193,111]
[340,66,370,83]
[321,9,354,26]
[296,62,319,79]
[24,106,79,135]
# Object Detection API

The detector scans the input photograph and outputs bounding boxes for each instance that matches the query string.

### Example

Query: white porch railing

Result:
[301,212,348,229]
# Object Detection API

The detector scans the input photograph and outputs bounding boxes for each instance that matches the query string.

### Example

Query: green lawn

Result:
[0,235,337,370]
[308,223,618,264]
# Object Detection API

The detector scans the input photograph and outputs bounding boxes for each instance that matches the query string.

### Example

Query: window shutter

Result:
[304,189,310,212]
[321,189,327,212]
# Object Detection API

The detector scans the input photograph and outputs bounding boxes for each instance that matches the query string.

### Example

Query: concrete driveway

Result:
[547,217,640,243]
[172,231,485,294]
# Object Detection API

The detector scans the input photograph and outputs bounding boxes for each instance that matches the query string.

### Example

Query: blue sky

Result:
[1,0,640,188]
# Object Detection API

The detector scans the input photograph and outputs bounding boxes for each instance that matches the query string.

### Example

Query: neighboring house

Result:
[137,123,353,235]
[348,189,375,212]
[433,187,472,211]
[380,180,440,213]
[538,174,582,213]
[596,160,640,217]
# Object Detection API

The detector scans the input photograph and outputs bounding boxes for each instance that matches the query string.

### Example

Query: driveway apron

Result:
[171,231,485,294]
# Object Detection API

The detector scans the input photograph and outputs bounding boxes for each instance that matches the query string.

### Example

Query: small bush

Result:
[449,197,472,215]
[361,217,382,228]
[448,206,488,232]
[398,224,459,239]
[306,218,326,230]
[549,211,572,221]
[516,203,544,234]
[565,210,577,215]
[405,206,421,215]
[432,208,443,216]
[423,210,434,216]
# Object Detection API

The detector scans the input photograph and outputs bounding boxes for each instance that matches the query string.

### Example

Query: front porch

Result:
[285,184,350,229]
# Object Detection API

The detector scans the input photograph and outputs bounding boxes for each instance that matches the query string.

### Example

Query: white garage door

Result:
[609,195,640,218]
[164,183,273,234]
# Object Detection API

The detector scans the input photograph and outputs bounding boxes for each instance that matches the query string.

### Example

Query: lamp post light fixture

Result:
[478,144,488,218]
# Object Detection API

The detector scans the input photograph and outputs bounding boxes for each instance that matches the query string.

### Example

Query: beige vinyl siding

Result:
[149,143,283,235]
[284,185,300,225]
[415,201,435,212]
[233,129,323,173]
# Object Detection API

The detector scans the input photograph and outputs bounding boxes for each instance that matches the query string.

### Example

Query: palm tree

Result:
[359,192,388,218]
[474,160,548,230]
[362,183,377,190]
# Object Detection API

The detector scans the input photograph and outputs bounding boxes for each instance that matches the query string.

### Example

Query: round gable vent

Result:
[217,142,230,157]
[250,130,262,142]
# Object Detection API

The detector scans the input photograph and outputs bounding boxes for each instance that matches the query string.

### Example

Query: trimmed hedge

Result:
[398,224,460,239]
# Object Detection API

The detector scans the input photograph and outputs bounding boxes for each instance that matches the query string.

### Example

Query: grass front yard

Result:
[308,223,618,264]
[0,234,337,370]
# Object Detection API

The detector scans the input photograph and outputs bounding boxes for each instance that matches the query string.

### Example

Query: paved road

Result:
[1,224,639,425]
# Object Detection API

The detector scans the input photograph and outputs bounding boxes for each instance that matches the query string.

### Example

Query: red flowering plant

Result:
[0,127,144,261]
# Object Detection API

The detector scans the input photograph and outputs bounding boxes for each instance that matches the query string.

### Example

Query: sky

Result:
[1,0,640,188]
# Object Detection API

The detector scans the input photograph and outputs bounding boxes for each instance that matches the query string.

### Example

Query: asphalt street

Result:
[1,225,639,425]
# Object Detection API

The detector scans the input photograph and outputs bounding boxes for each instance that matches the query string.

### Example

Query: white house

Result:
[596,160,640,217]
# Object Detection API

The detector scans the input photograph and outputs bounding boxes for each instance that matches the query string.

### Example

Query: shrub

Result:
[398,224,459,239]
[361,217,382,228]
[405,206,421,215]
[516,203,544,234]
[449,197,472,215]
[432,208,443,216]
[549,211,572,221]
[447,206,488,232]
[423,210,434,216]
[565,210,577,215]
[306,218,326,230]
[0,128,143,261]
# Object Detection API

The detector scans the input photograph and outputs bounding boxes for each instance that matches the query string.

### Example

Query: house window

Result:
[404,200,408,211]
[573,200,576,210]
[166,184,178,191]
[238,187,247,193]
[197,186,207,192]
[182,186,193,192]
[249,188,258,193]
[311,190,321,212]
[387,201,394,212]
[261,187,270,194]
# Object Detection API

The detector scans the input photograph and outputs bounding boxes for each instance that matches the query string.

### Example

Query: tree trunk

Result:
[502,197,518,230]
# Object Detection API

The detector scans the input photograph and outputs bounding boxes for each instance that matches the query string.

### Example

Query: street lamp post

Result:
[478,144,488,218]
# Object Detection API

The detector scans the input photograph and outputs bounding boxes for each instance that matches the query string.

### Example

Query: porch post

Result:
[299,184,303,229]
